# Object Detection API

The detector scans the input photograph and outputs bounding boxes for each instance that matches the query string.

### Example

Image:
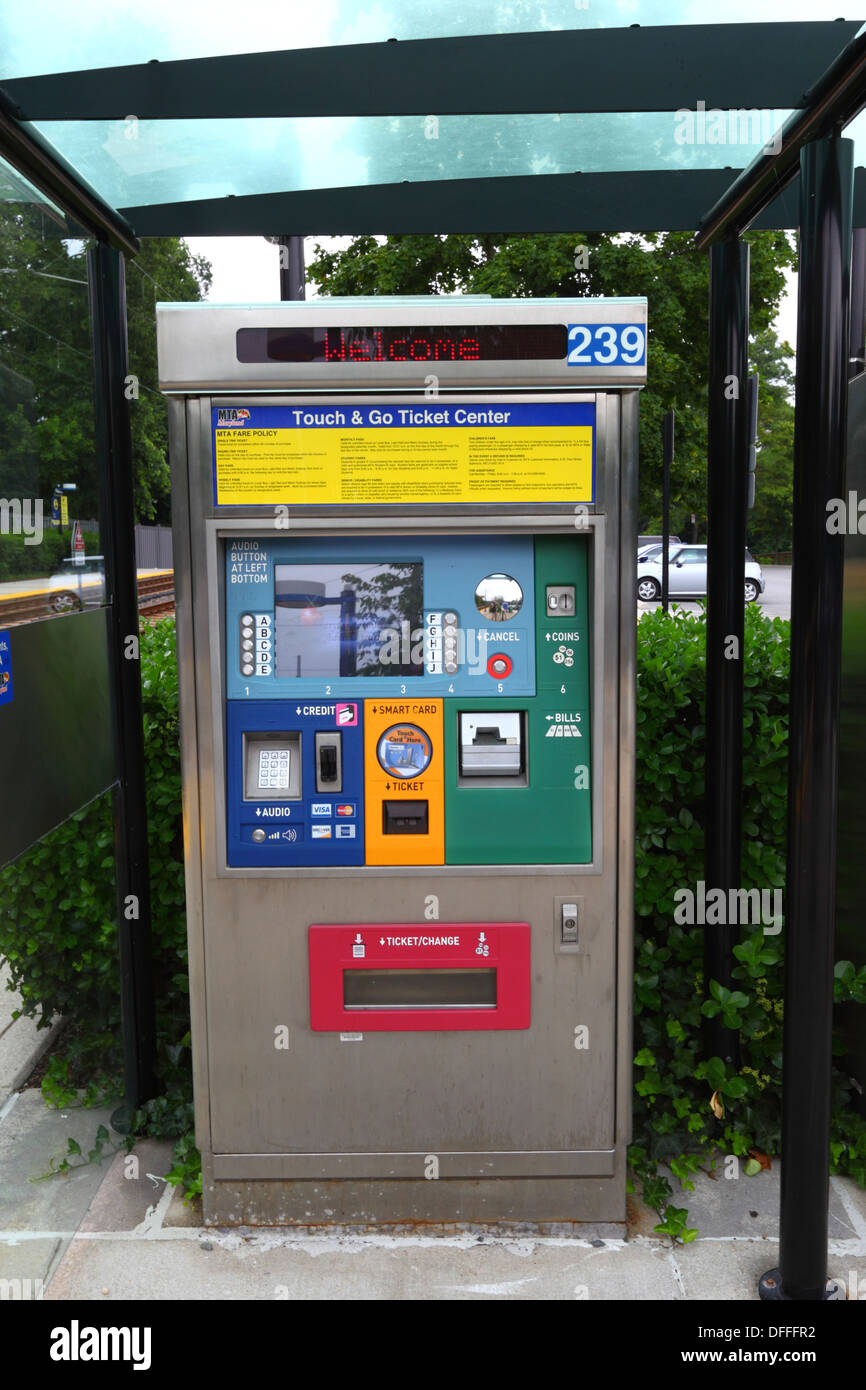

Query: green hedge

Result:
[630,606,864,1235]
[0,609,863,1217]
[0,618,192,1137]
[0,528,101,582]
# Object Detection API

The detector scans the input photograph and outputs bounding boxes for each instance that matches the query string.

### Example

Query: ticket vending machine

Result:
[158,297,645,1227]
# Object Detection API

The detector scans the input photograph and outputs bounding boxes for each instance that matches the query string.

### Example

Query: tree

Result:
[746,330,796,555]
[308,231,796,537]
[0,201,210,525]
[125,238,212,520]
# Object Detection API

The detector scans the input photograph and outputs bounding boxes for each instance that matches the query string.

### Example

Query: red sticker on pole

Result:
[71,520,85,565]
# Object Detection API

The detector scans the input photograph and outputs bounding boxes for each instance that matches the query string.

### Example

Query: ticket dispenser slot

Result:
[383,800,429,834]
[344,968,497,1009]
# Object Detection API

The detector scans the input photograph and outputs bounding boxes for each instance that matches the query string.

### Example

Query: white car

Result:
[636,541,682,564]
[637,544,765,604]
[45,555,106,612]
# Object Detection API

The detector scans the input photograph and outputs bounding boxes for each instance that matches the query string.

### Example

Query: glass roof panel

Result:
[0,0,848,77]
[32,110,793,210]
[0,154,65,219]
[0,151,89,239]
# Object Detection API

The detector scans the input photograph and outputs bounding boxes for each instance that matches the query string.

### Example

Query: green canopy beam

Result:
[119,168,866,238]
[2,21,859,121]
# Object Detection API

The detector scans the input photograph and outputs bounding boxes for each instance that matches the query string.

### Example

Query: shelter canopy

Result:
[1,1,865,236]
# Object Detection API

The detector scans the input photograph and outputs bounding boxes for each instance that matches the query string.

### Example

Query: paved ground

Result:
[1,1082,863,1301]
[0,962,63,1105]
[754,565,792,620]
[2,923,863,1302]
[639,565,791,621]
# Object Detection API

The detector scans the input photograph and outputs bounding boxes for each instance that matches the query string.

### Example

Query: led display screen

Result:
[237,324,567,364]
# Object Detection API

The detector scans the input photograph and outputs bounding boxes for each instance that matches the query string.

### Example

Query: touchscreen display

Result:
[273,562,423,679]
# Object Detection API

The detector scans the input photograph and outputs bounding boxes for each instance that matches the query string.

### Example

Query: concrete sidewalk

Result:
[2,1084,864,1301]
[0,961,63,1105]
[3,957,864,1301]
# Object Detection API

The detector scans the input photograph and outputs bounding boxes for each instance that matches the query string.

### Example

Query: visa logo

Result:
[311,803,332,817]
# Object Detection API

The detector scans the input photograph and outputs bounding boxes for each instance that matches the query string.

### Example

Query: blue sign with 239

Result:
[567,323,646,367]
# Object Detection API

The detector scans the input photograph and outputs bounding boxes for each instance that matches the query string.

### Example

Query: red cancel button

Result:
[487,652,513,678]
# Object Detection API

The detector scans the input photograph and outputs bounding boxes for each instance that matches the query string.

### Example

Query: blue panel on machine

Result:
[225,534,536,700]
[226,701,365,867]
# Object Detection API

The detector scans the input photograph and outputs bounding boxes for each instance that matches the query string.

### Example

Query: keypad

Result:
[258,748,291,789]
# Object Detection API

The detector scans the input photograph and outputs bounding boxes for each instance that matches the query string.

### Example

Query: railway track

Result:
[0,572,174,627]
[139,593,176,622]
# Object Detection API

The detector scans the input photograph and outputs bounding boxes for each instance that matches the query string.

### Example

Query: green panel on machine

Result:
[444,535,591,864]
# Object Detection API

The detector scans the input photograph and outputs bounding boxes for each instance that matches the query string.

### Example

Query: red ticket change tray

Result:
[309,922,531,1031]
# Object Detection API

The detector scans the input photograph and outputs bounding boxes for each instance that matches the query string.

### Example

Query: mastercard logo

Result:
[336,804,354,817]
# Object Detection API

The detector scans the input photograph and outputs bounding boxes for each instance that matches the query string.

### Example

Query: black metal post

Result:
[760,135,853,1303]
[849,226,866,377]
[704,238,750,1066]
[661,411,674,612]
[88,243,158,1123]
[746,374,759,511]
[277,235,305,300]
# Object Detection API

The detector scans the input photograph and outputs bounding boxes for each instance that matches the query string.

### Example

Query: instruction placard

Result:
[212,402,594,507]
